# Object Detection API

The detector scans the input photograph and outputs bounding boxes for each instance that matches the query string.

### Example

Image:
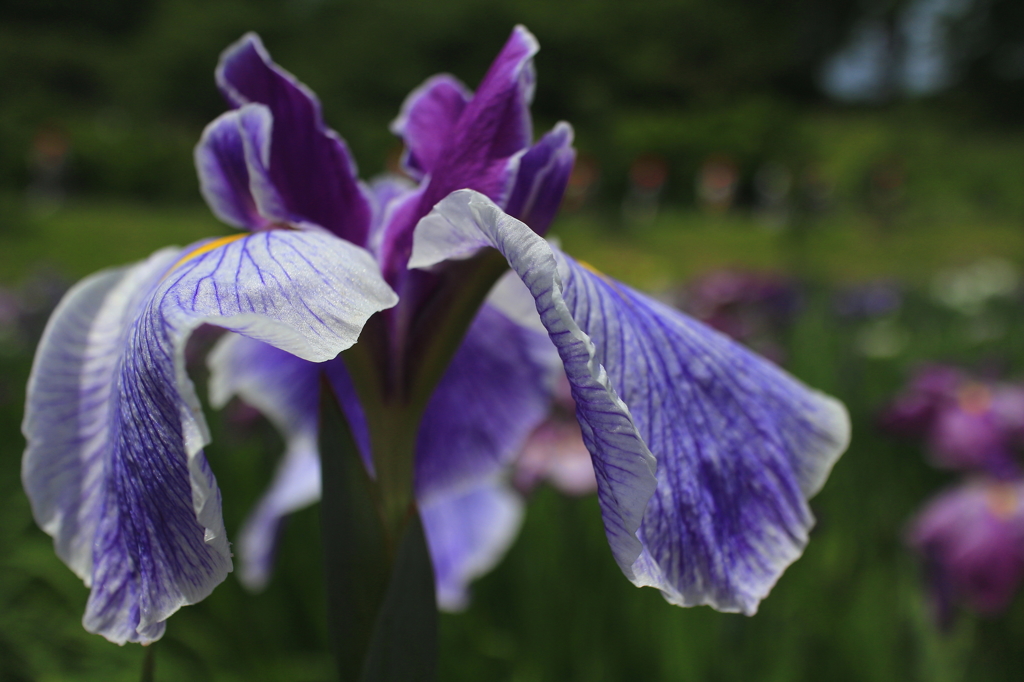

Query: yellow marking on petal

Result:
[958,382,992,415]
[986,482,1019,520]
[166,234,247,276]
[577,260,606,278]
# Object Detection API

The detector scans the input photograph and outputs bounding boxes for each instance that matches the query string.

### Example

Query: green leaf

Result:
[318,381,438,682]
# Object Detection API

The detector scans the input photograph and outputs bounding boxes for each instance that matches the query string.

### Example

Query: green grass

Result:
[2,196,1022,292]
[0,200,227,285]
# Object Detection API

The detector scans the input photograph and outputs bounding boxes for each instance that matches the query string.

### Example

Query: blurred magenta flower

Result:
[22,26,850,648]
[881,365,1024,477]
[908,479,1024,622]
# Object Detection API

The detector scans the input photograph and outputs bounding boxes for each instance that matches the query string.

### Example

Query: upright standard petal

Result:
[503,122,576,236]
[411,190,850,615]
[216,33,372,244]
[379,25,541,279]
[23,230,396,643]
[390,75,472,179]
[195,110,267,231]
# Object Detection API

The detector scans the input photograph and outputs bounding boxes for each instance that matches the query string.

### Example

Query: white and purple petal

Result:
[411,190,850,614]
[207,336,373,590]
[22,230,396,643]
[216,33,372,244]
[194,110,267,231]
[207,334,322,591]
[420,478,524,611]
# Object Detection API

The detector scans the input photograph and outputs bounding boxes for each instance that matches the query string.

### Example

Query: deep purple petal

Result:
[420,478,524,611]
[504,122,576,235]
[415,303,556,500]
[390,75,472,179]
[379,26,540,280]
[216,33,372,244]
[22,231,396,643]
[411,191,850,615]
[194,111,267,230]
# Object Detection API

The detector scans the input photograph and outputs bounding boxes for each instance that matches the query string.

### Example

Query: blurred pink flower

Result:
[514,372,597,496]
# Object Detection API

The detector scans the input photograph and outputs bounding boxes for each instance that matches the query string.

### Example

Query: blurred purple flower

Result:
[881,365,1024,477]
[908,479,1024,623]
[673,269,799,364]
[833,280,903,320]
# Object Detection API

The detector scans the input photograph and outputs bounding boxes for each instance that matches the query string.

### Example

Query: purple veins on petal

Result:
[22,231,395,643]
[411,190,850,615]
[215,33,372,245]
[195,110,266,231]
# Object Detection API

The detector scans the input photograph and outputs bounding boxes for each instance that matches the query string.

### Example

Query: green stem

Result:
[318,383,437,681]
[139,644,155,682]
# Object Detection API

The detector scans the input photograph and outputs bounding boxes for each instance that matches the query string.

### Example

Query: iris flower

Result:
[22,26,849,646]
[908,479,1024,623]
[880,364,1024,478]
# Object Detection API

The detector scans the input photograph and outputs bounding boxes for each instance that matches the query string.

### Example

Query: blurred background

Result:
[2,0,1024,679]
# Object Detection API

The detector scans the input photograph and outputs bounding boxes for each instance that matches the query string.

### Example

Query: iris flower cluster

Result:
[883,365,1024,622]
[22,26,849,646]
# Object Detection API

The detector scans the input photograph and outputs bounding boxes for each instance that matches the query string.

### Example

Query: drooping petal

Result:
[420,477,524,611]
[194,110,267,231]
[415,303,556,500]
[411,190,850,615]
[504,122,576,236]
[22,230,396,643]
[216,33,372,244]
[379,25,540,280]
[207,335,373,590]
[390,75,472,179]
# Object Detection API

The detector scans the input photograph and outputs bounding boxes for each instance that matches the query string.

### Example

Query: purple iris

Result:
[880,365,1024,478]
[907,480,1024,623]
[21,26,850,645]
